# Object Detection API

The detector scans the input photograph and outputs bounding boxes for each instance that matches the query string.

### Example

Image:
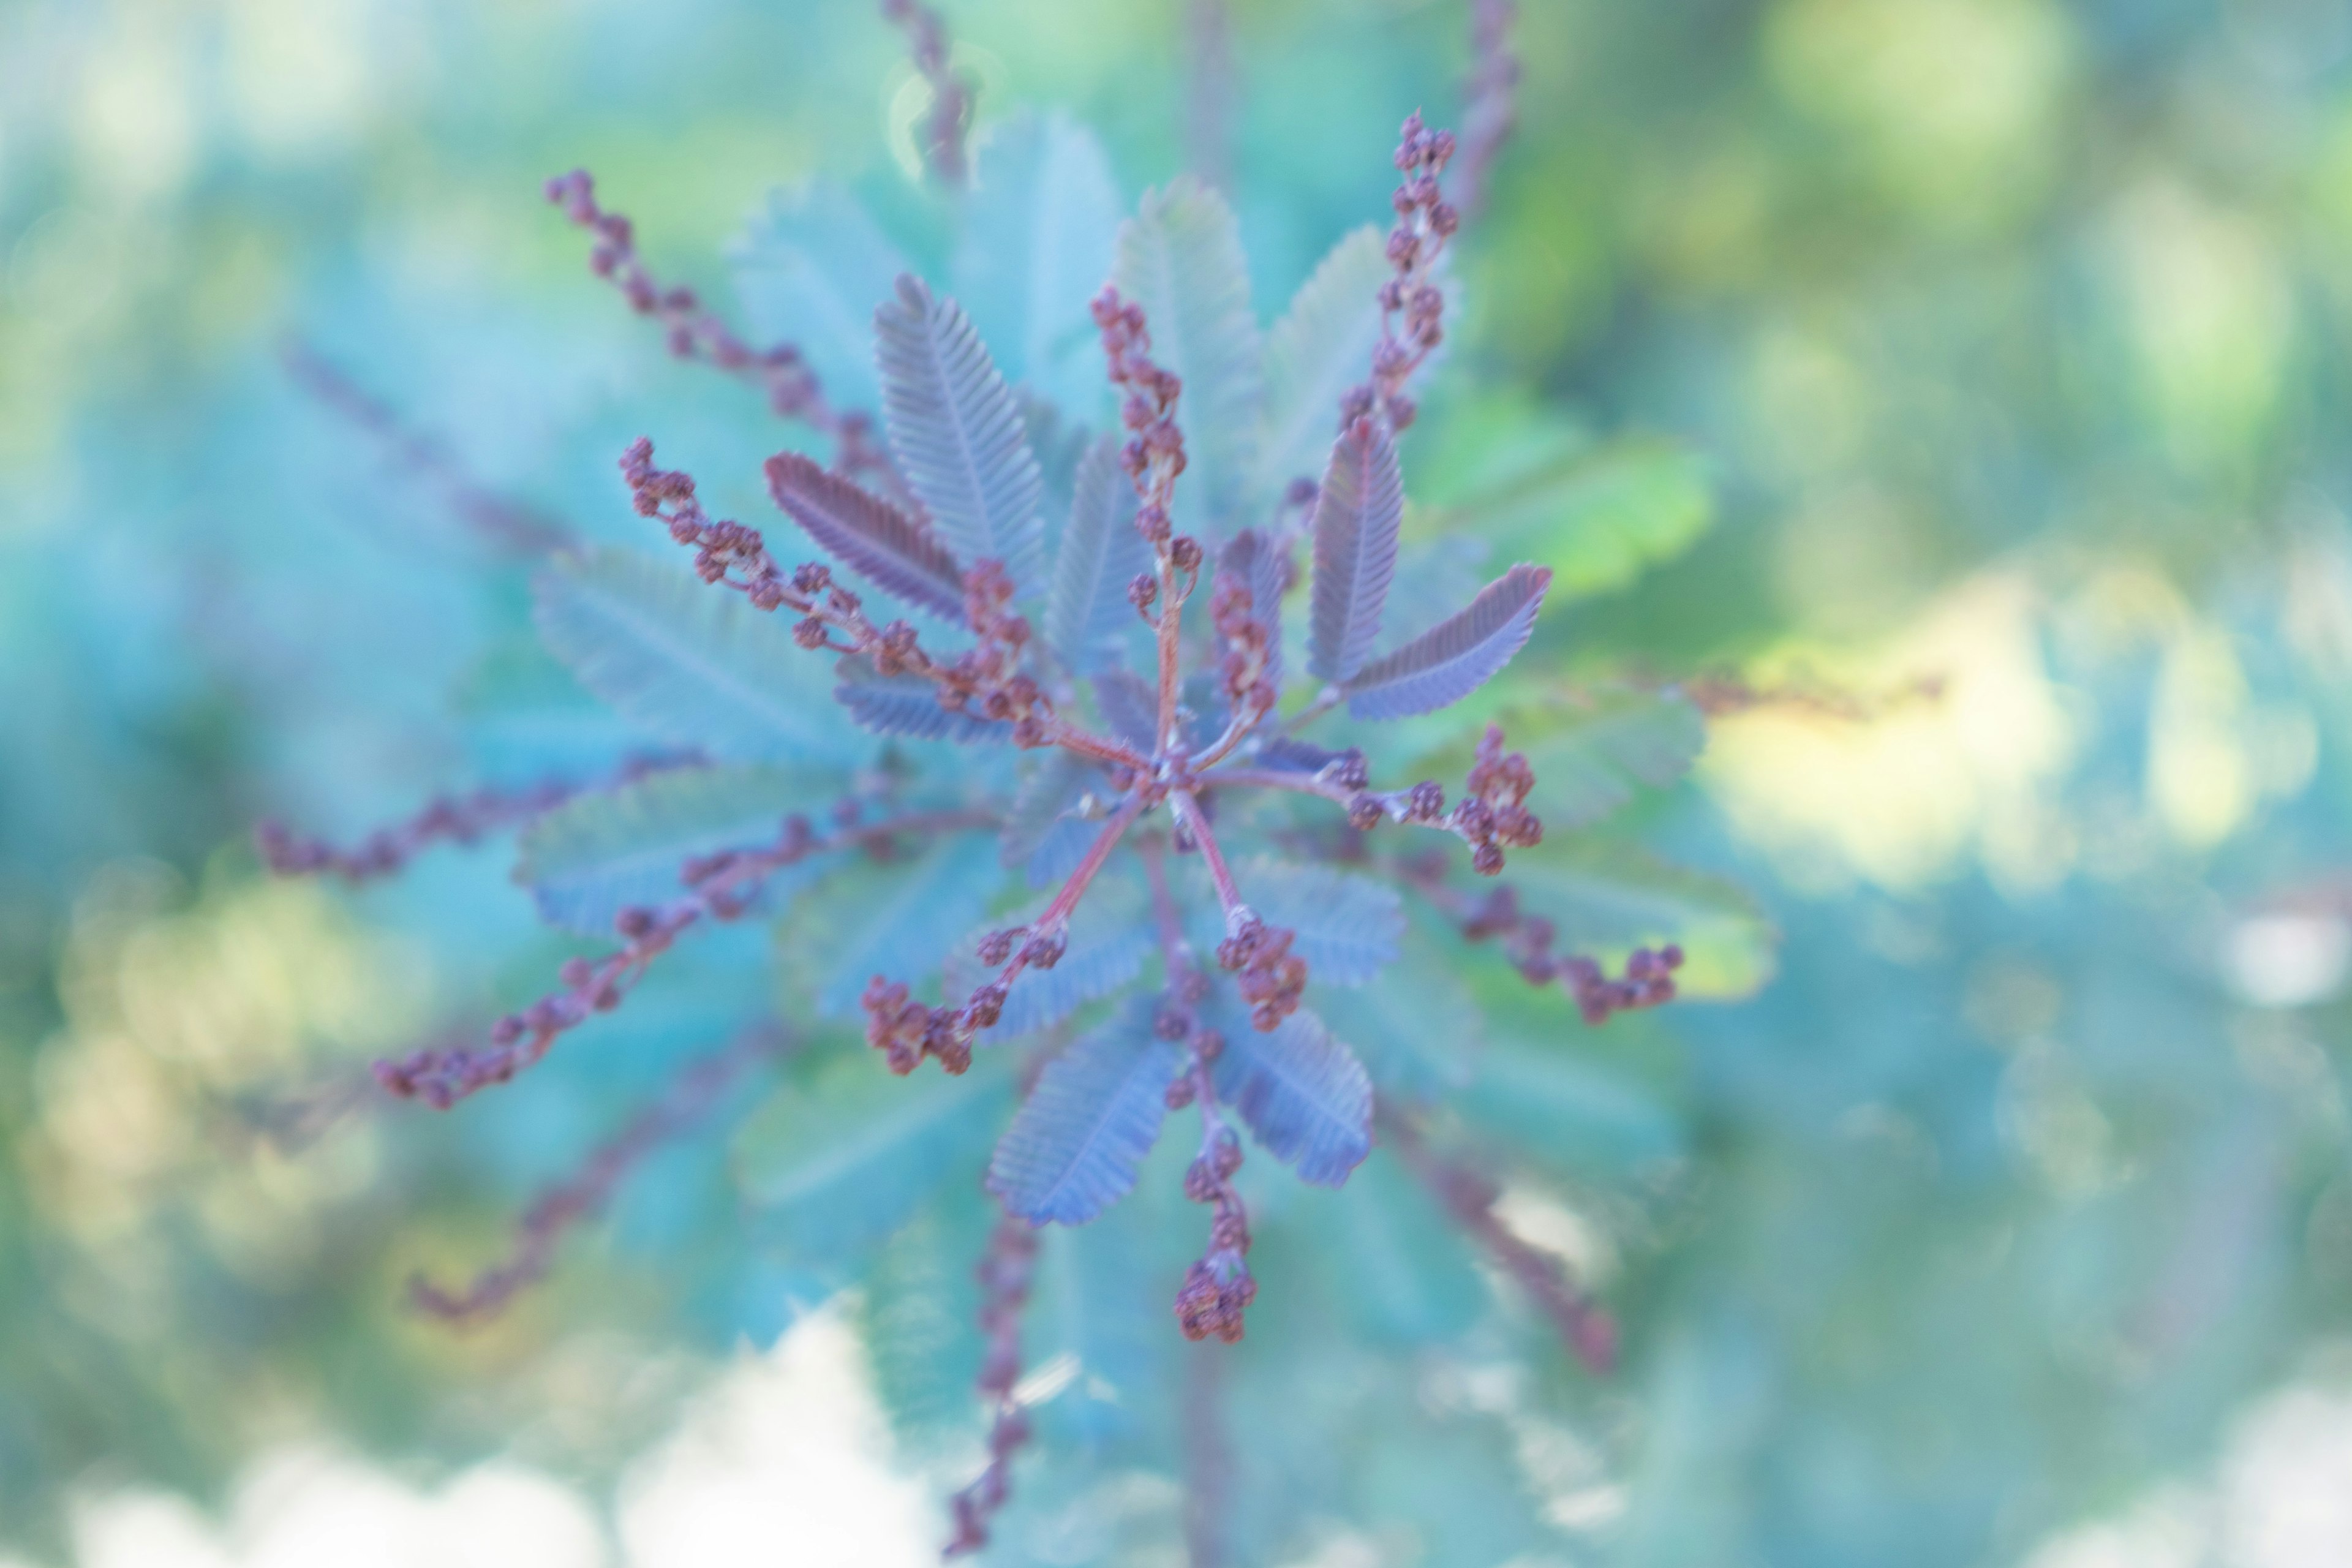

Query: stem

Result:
[1170,791,1242,914]
[1046,718,1154,772]
[1281,686,1343,736]
[1156,556,1186,758]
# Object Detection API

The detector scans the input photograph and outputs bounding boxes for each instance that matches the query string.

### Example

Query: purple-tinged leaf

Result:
[1254,736,1349,774]
[834,656,1010,744]
[1307,418,1404,684]
[875,274,1046,594]
[1044,437,1148,673]
[1343,564,1551,721]
[988,997,1183,1224]
[765,451,967,624]
[1091,668,1158,754]
[1207,1000,1372,1187]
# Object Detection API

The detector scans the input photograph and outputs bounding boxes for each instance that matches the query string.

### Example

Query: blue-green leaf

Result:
[532,548,861,763]
[731,180,905,413]
[734,1054,1008,1262]
[514,763,844,937]
[875,274,1045,593]
[953,111,1124,417]
[1044,437,1148,674]
[987,996,1183,1224]
[1205,997,1372,1186]
[1112,178,1262,540]
[1255,225,1389,503]
[788,832,1005,1017]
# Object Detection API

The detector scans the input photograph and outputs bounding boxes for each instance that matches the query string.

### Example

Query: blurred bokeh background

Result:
[6,0,2352,1562]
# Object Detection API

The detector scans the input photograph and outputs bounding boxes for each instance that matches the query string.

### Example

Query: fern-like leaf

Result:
[1206,1000,1372,1186]
[987,997,1182,1224]
[1255,225,1390,502]
[1523,688,1706,829]
[764,451,968,624]
[952,111,1125,418]
[1343,564,1551,720]
[875,274,1044,593]
[734,1055,1008,1262]
[833,655,1011,744]
[731,180,907,413]
[1221,856,1403,986]
[1112,178,1262,540]
[782,833,1004,1017]
[514,763,842,936]
[1091,667,1158,754]
[1044,437,1148,674]
[1308,418,1404,684]
[533,548,861,763]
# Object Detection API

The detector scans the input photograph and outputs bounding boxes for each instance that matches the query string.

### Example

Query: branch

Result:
[881,791,1151,1074]
[409,1024,793,1322]
[281,339,571,555]
[943,1212,1041,1557]
[1208,722,1544,876]
[881,0,974,185]
[375,805,993,1108]
[1341,114,1460,434]
[257,753,696,886]
[1383,1111,1616,1371]
[1455,0,1519,222]
[1396,855,1682,1025]
[545,171,897,487]
[1139,839,1257,1343]
[627,439,1148,770]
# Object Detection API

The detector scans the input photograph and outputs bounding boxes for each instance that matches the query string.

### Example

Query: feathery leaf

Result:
[1090,667,1159,755]
[1343,564,1551,720]
[1112,178,1262,540]
[734,1054,1008,1262]
[731,180,906,413]
[1308,418,1406,684]
[1523,688,1706,829]
[764,451,967,624]
[832,655,1011,744]
[783,832,1004,1017]
[1217,856,1403,986]
[953,111,1125,418]
[1044,437,1149,674]
[875,274,1045,592]
[1313,938,1481,1100]
[514,763,843,936]
[1205,997,1373,1186]
[987,996,1183,1224]
[1255,225,1390,502]
[1457,1031,1683,1173]
[533,548,862,763]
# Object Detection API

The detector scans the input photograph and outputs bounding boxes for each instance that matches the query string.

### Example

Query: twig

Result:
[882,0,973,184]
[280,339,571,555]
[943,1212,1041,1556]
[409,1023,793,1322]
[1384,1111,1616,1371]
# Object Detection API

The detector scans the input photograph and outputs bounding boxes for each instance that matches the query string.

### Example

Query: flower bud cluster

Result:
[1215,907,1308,1031]
[1174,1117,1256,1343]
[1341,111,1459,434]
[944,1212,1039,1556]
[938,560,1053,747]
[862,976,977,1076]
[1210,559,1279,725]
[1459,884,1684,1024]
[1092,287,1188,543]
[1455,723,1544,875]
[547,172,891,479]
[622,437,799,612]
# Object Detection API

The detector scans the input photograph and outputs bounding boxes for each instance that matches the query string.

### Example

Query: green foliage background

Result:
[5,0,2352,1563]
